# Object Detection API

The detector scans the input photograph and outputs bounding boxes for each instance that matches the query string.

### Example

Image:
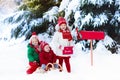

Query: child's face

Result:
[60,24,67,30]
[44,45,50,52]
[31,37,39,46]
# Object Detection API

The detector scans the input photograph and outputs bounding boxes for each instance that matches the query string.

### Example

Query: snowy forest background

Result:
[0,0,120,53]
[0,0,120,80]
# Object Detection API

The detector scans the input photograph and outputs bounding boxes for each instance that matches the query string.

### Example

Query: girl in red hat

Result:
[39,42,61,73]
[26,32,43,74]
[51,17,73,73]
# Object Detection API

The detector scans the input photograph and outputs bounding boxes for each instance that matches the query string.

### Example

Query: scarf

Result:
[59,29,72,41]
[30,41,42,54]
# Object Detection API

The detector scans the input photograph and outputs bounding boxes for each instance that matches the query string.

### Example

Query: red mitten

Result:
[29,61,38,67]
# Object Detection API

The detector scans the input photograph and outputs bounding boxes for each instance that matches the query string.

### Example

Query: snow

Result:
[114,11,120,22]
[43,6,58,23]
[80,13,93,27]
[115,0,120,5]
[0,0,120,80]
[93,13,108,27]
[64,0,80,18]
[58,0,70,12]
[0,34,120,80]
[84,0,113,7]
[0,0,18,14]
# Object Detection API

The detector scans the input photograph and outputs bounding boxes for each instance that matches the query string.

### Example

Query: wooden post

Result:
[90,40,93,66]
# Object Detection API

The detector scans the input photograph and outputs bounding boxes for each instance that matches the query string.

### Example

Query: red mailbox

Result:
[76,30,105,66]
[79,30,105,40]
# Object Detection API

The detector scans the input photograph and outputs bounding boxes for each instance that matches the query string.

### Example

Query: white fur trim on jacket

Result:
[50,31,73,57]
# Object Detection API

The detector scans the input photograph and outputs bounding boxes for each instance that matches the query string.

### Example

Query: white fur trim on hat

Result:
[29,35,39,43]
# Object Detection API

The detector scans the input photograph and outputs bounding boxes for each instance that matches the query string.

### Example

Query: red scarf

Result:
[59,29,72,41]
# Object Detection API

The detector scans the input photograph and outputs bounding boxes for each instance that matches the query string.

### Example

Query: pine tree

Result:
[76,0,120,43]
[19,0,57,18]
[75,0,120,53]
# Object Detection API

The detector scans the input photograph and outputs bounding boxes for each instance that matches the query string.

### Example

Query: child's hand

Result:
[59,45,64,50]
[33,61,37,63]
[33,61,38,65]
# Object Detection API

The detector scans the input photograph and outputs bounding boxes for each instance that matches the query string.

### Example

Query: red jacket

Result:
[39,49,57,65]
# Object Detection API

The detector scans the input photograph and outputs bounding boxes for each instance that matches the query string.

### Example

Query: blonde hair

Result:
[55,24,71,32]
[29,35,40,44]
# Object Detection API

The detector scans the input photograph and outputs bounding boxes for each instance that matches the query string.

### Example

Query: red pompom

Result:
[32,32,37,35]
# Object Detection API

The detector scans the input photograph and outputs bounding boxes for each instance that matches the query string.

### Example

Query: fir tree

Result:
[19,0,57,18]
[76,0,120,43]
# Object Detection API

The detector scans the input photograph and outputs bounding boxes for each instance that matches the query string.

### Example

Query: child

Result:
[51,17,73,73]
[26,32,42,74]
[39,41,60,73]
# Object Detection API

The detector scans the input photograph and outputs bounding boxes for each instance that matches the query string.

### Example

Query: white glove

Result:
[39,69,46,73]
[41,64,46,70]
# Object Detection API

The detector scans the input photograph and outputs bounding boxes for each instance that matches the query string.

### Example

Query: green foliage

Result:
[25,19,49,40]
[105,41,119,54]
[57,10,65,17]
[19,0,57,18]
[31,20,49,33]
[11,27,21,38]
[81,3,116,16]
[80,1,120,36]
[3,11,32,24]
[67,11,75,26]
[10,18,49,39]
[12,0,63,40]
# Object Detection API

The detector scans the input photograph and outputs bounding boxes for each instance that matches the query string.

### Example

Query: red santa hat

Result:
[29,32,39,44]
[40,41,49,50]
[57,17,67,26]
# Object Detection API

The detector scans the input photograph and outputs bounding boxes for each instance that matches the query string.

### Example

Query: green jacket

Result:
[27,44,39,62]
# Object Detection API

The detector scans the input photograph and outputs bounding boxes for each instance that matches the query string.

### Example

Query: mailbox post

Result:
[90,40,93,66]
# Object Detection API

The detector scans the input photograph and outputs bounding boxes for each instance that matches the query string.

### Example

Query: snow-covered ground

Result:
[0,36,120,80]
